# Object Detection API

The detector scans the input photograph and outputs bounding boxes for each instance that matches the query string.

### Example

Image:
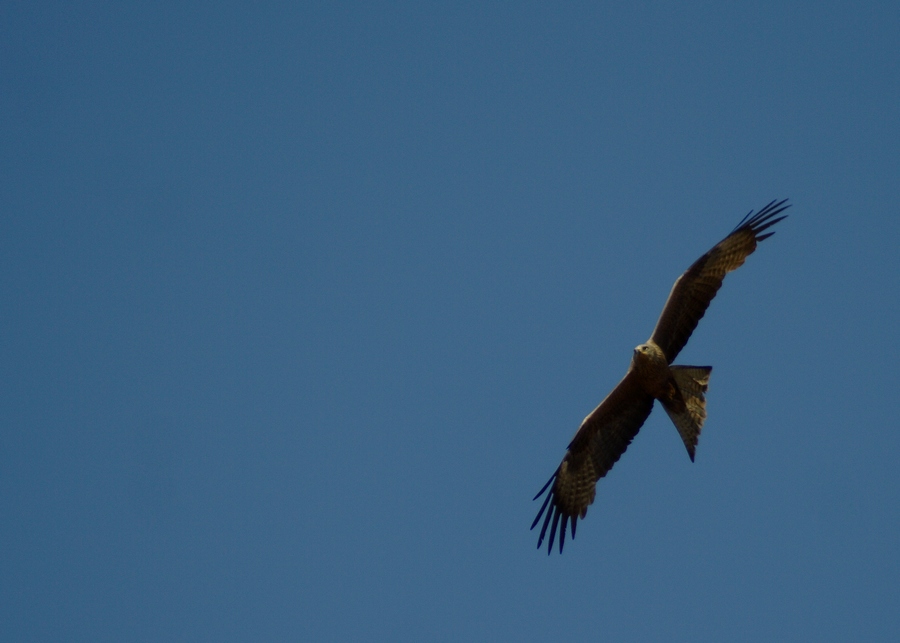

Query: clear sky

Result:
[2,2,899,641]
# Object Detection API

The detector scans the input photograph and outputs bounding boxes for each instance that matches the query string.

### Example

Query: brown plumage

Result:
[532,199,789,554]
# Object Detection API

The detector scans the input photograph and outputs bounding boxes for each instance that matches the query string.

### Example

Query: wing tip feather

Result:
[547,508,561,555]
[532,468,578,554]
[537,498,554,549]
[733,198,791,237]
[532,472,556,501]
[531,480,555,530]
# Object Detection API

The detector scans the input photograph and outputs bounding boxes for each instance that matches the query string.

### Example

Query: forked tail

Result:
[661,366,712,461]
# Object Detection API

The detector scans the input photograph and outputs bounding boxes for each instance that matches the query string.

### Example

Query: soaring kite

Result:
[532,199,790,554]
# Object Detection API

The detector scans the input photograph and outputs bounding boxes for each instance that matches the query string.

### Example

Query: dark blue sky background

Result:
[2,2,899,641]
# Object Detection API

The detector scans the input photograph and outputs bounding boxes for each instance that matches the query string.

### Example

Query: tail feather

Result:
[662,366,712,461]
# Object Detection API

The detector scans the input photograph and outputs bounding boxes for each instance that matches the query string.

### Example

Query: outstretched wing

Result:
[650,199,790,363]
[532,371,654,554]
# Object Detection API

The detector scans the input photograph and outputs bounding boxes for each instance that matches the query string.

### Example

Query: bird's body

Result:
[631,342,673,398]
[532,199,790,554]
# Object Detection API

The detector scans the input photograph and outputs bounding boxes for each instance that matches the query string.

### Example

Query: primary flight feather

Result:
[532,199,790,554]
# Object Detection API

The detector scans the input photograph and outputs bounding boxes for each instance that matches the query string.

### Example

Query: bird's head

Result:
[633,342,666,369]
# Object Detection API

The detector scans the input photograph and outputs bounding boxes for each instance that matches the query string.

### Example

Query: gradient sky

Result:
[2,2,899,641]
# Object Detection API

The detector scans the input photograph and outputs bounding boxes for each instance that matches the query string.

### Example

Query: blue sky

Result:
[2,2,898,641]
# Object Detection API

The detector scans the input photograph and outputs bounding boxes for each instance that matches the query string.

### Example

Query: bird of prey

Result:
[532,199,790,554]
